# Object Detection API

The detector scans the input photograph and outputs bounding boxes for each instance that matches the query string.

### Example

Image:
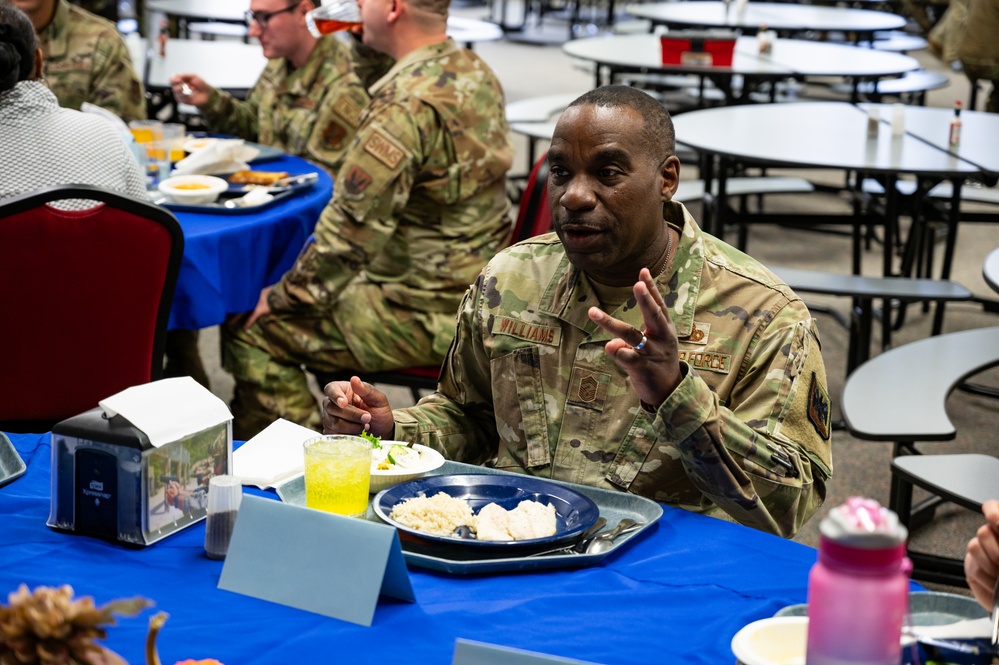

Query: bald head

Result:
[567,85,676,166]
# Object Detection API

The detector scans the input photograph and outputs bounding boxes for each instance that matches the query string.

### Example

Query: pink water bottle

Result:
[806,497,910,665]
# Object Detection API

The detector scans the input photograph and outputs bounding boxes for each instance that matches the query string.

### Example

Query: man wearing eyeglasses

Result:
[170,0,370,177]
[222,0,514,438]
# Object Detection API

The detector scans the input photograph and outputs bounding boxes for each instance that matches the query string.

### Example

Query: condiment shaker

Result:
[806,497,910,665]
[204,475,243,560]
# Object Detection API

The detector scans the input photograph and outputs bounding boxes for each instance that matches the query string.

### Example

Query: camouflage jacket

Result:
[38,0,146,122]
[346,33,395,91]
[958,0,999,71]
[394,202,833,538]
[199,36,369,177]
[269,38,514,360]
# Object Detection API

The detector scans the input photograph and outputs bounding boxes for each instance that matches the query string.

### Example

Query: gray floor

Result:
[198,9,998,595]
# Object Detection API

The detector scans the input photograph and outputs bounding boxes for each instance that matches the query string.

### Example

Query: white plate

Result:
[369,443,445,493]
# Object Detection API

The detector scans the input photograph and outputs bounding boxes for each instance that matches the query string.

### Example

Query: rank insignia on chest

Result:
[492,316,560,346]
[687,321,711,345]
[807,372,831,440]
[567,368,610,410]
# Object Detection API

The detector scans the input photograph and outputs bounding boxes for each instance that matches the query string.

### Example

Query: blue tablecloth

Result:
[168,154,333,330]
[2,431,821,665]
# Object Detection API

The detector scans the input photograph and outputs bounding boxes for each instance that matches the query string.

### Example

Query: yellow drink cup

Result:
[129,119,163,144]
[303,435,372,517]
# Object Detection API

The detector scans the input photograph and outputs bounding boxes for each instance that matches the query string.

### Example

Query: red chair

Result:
[0,185,184,433]
[509,151,552,245]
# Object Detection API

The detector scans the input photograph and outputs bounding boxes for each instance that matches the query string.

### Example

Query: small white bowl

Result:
[731,616,808,665]
[369,443,445,494]
[159,175,229,205]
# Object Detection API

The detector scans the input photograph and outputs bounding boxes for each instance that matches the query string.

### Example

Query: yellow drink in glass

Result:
[129,120,163,144]
[303,436,372,517]
[131,127,154,143]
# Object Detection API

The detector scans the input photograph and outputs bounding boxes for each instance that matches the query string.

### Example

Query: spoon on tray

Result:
[581,518,643,554]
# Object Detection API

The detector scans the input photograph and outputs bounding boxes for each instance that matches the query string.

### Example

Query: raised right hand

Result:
[322,376,396,439]
[965,499,999,611]
[169,73,210,107]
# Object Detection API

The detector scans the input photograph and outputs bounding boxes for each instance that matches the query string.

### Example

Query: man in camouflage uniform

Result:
[222,0,514,439]
[322,86,833,538]
[69,0,115,22]
[958,0,999,113]
[12,0,145,121]
[170,0,373,177]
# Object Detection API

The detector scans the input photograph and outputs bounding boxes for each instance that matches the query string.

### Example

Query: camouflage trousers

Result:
[222,283,452,440]
[963,65,999,113]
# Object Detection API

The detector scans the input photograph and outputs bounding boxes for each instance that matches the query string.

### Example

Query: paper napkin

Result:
[98,377,232,448]
[232,418,319,488]
[173,139,260,176]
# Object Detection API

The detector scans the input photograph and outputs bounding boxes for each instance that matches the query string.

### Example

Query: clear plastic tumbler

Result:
[204,475,243,560]
[305,0,362,37]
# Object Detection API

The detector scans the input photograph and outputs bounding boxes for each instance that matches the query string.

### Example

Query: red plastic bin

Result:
[660,31,737,67]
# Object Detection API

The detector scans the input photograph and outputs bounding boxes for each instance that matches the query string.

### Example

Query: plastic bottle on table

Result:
[949,100,962,148]
[805,497,910,665]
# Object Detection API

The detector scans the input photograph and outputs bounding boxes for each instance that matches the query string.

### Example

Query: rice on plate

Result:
[389,492,474,536]
[389,492,557,541]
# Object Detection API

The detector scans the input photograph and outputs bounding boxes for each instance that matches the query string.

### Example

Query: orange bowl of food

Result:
[158,175,229,205]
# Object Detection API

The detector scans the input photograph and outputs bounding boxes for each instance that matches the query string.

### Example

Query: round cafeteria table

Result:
[563,34,918,102]
[146,0,504,48]
[624,1,906,40]
[0,430,931,665]
[166,152,333,330]
[672,101,994,336]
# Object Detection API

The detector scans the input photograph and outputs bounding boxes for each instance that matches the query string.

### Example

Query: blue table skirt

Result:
[168,155,333,330]
[2,431,824,665]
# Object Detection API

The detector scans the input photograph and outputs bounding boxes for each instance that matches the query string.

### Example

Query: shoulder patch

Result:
[807,371,831,440]
[331,94,363,129]
[322,119,348,148]
[342,165,373,195]
[363,128,405,170]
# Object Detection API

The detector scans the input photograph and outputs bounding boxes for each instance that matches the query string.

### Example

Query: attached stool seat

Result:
[891,454,999,586]
[841,326,999,586]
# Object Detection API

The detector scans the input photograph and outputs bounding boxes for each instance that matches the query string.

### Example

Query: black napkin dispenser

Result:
[47,407,231,546]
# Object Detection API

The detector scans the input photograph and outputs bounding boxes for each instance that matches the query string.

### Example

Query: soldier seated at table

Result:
[321,85,834,539]
[222,0,514,440]
[170,0,377,178]
[0,2,148,202]
[11,0,146,122]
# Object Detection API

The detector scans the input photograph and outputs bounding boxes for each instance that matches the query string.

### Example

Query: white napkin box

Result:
[48,407,232,546]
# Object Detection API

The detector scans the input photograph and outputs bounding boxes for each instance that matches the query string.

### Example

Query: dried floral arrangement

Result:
[0,584,149,665]
[0,586,223,665]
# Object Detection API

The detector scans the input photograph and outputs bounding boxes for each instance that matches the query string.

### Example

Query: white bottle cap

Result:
[819,496,907,547]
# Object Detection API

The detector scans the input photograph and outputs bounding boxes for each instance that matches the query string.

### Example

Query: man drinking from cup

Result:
[170,0,371,178]
[222,0,514,439]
